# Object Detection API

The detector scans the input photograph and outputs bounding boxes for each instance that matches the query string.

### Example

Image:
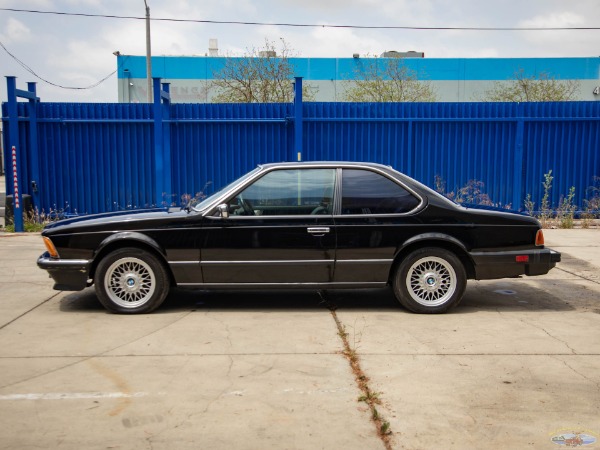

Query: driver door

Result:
[200,168,336,285]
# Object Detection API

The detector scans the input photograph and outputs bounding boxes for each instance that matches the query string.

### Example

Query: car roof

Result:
[258,161,393,170]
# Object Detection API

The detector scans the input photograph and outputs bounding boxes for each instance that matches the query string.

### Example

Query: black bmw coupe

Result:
[38,162,560,314]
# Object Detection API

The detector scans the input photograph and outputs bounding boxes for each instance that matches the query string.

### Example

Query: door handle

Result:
[307,227,330,236]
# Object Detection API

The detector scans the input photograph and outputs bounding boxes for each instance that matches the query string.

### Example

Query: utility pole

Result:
[144,0,152,102]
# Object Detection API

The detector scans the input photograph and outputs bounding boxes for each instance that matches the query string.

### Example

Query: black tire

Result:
[94,247,170,314]
[393,247,466,314]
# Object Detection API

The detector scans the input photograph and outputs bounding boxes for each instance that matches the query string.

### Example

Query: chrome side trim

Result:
[168,261,199,265]
[177,282,387,287]
[336,259,393,264]
[200,260,335,265]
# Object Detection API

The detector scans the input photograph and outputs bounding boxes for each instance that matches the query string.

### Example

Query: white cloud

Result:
[519,11,585,28]
[0,18,32,43]
[517,11,597,55]
[1,0,600,102]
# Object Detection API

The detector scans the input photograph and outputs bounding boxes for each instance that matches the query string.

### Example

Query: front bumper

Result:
[470,248,561,280]
[37,252,92,291]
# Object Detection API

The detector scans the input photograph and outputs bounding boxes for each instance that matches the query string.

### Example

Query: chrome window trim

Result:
[338,166,424,217]
[194,166,266,214]
[198,163,425,219]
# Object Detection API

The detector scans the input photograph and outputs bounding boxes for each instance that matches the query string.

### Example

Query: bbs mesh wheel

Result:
[393,247,466,314]
[94,247,170,314]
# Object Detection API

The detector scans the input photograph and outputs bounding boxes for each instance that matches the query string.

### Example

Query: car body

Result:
[38,162,560,314]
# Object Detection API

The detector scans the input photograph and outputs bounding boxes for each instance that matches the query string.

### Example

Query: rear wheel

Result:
[393,247,466,314]
[94,247,170,314]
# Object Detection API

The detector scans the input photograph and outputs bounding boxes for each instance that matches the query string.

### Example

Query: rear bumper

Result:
[37,252,92,291]
[470,248,561,280]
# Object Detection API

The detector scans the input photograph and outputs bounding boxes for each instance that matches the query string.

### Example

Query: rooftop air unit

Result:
[381,50,425,58]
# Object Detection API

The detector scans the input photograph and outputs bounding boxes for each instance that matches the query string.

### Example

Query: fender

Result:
[95,231,166,259]
[397,232,469,256]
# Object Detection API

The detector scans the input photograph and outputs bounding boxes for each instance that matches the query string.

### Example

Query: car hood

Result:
[42,208,191,235]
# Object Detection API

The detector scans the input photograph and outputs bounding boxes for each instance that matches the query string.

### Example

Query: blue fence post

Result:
[27,82,40,211]
[293,77,303,162]
[513,103,525,211]
[153,77,164,205]
[161,81,172,204]
[6,76,23,232]
[152,77,172,206]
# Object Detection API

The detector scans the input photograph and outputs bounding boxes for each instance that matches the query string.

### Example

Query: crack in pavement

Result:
[552,356,600,391]
[319,290,394,450]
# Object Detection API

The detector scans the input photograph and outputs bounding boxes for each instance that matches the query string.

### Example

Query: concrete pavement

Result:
[0,229,598,449]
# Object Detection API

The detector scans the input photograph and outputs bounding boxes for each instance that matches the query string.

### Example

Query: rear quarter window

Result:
[341,169,420,215]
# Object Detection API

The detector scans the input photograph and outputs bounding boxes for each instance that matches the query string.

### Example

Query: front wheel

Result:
[94,247,170,314]
[393,247,466,314]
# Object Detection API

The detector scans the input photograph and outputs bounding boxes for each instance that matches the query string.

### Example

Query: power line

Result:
[1,7,599,31]
[0,40,120,90]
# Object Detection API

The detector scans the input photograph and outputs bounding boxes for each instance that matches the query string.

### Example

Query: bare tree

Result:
[479,69,580,102]
[210,39,316,103]
[343,58,437,102]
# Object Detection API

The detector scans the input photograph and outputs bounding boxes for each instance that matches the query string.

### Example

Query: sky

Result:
[0,0,599,103]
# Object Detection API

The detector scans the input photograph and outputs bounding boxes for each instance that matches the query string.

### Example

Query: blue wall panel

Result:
[120,56,600,81]
[3,99,600,217]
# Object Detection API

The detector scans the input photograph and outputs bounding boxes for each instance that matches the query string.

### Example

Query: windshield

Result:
[191,167,262,212]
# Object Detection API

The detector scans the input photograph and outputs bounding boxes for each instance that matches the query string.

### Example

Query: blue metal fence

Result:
[3,77,600,231]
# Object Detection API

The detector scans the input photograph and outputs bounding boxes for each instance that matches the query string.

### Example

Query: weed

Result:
[5,207,62,233]
[381,421,392,435]
[372,407,380,421]
[457,179,493,205]
[434,175,511,209]
[539,170,554,228]
[434,174,446,194]
[524,193,535,217]
[337,324,349,340]
[556,186,576,229]
[328,305,393,450]
[358,391,380,403]
[582,176,600,228]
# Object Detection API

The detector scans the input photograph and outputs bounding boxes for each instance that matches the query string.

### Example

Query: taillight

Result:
[43,237,60,258]
[535,229,545,247]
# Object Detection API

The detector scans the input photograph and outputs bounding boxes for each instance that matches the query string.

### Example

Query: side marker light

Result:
[43,237,60,259]
[535,230,545,246]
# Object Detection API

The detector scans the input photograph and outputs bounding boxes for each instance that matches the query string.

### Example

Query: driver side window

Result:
[228,169,336,216]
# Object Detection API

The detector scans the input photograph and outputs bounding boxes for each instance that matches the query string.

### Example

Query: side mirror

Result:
[217,203,229,218]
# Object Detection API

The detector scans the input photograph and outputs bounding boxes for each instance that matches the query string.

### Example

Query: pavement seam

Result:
[0,309,195,391]
[0,292,61,330]
[556,266,600,285]
[2,352,598,359]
